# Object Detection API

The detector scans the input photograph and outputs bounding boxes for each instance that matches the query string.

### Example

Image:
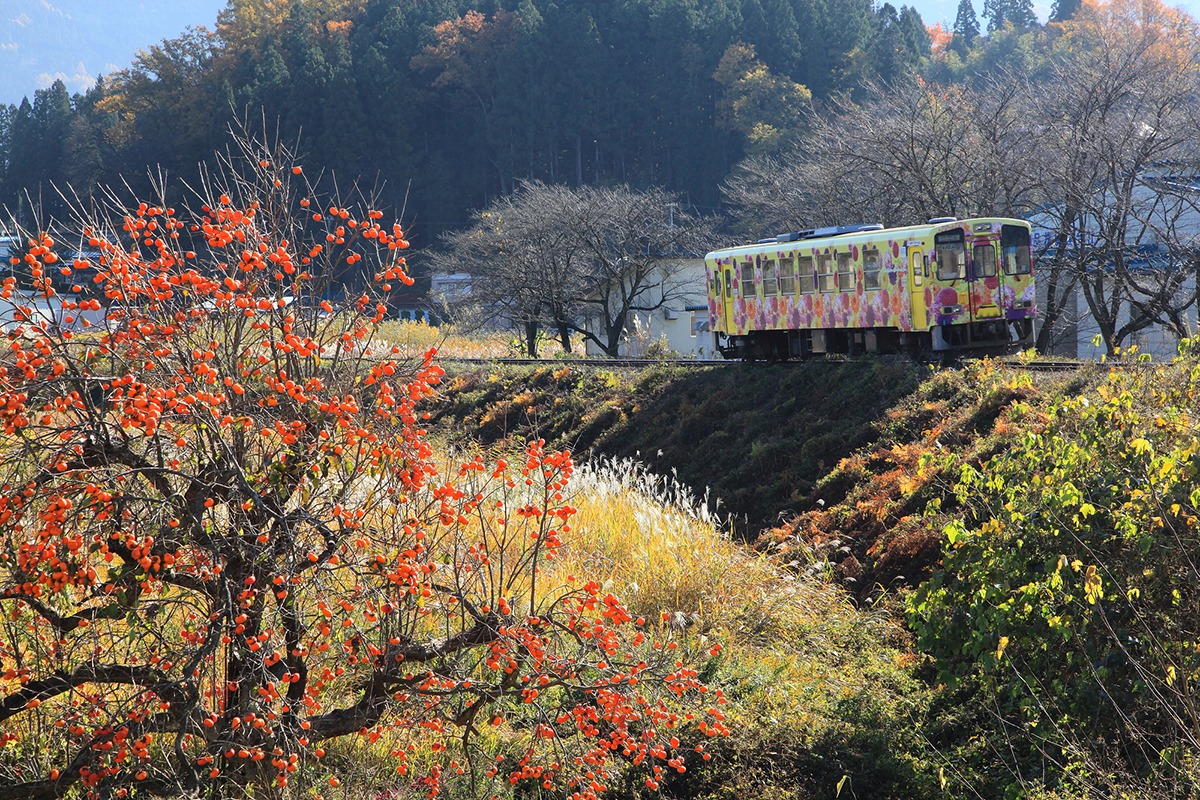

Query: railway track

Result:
[439,356,733,368]
[438,355,1095,371]
[1001,359,1086,372]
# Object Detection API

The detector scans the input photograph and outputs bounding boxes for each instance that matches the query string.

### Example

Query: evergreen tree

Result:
[870,4,916,83]
[1050,0,1082,22]
[954,0,981,40]
[898,6,932,60]
[1008,0,1038,28]
[819,0,876,91]
[317,30,371,179]
[282,1,329,133]
[982,0,1004,31]
[239,41,291,132]
[0,104,12,200]
[983,0,1037,31]
[60,115,104,204]
[4,83,73,224]
[5,99,38,216]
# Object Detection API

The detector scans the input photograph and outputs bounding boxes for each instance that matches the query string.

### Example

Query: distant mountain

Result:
[0,0,226,106]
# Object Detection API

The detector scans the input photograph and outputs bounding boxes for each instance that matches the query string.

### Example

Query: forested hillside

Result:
[0,0,929,243]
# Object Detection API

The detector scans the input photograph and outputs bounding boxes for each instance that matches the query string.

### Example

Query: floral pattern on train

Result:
[706,222,1037,338]
[707,238,915,336]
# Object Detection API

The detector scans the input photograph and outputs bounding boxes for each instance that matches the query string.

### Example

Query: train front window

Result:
[798,256,815,293]
[837,252,855,292]
[741,261,756,297]
[935,229,966,281]
[817,254,836,292]
[778,257,796,295]
[974,243,997,278]
[863,248,881,290]
[763,258,778,296]
[1001,224,1032,275]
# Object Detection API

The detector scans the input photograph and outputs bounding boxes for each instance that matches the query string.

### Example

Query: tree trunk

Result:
[524,319,540,358]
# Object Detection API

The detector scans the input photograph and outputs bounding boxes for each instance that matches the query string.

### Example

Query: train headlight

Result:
[940,304,963,315]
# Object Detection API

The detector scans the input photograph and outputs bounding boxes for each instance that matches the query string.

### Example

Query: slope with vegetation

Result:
[428,359,926,536]
[432,350,1200,798]
[8,214,1200,800]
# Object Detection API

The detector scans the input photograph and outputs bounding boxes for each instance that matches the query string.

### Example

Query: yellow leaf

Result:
[996,636,1009,659]
[1084,565,1103,604]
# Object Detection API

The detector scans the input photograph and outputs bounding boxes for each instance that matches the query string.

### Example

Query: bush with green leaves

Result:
[910,352,1200,797]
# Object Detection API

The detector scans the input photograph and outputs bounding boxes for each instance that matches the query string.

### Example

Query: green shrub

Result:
[910,358,1200,797]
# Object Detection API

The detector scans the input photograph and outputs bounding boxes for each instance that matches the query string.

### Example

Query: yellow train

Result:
[705,217,1036,359]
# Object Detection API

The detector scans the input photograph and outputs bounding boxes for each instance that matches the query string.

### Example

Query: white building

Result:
[1031,165,1200,360]
[581,258,713,358]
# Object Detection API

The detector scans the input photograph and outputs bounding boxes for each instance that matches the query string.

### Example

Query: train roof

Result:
[704,216,1030,260]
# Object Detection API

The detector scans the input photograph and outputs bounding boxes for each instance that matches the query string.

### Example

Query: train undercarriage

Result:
[716,318,1035,360]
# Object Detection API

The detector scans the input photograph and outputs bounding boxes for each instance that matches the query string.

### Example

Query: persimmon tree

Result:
[0,134,722,799]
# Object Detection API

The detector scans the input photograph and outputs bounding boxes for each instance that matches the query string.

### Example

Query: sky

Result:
[0,0,227,107]
[3,0,1200,107]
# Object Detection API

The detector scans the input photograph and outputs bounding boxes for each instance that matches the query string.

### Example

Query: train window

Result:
[863,248,881,290]
[837,252,855,292]
[778,257,796,295]
[910,250,923,286]
[817,254,836,292]
[974,243,997,278]
[1001,224,1032,275]
[741,260,756,298]
[797,256,815,293]
[724,268,732,297]
[763,258,778,296]
[935,229,966,281]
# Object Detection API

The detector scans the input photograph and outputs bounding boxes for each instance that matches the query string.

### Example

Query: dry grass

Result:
[375,320,580,359]
[551,459,898,657]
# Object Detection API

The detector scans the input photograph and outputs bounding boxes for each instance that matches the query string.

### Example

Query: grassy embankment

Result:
[429,357,926,538]
[419,352,1129,799]
[374,323,1200,797]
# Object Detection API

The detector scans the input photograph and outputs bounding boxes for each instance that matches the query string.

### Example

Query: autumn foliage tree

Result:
[0,133,721,799]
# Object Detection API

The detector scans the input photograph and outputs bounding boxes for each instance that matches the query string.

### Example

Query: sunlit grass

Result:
[556,457,909,653]
[375,320,580,359]
[546,457,923,793]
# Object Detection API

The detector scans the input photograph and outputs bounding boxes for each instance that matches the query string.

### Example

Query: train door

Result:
[932,227,968,320]
[907,242,927,330]
[722,260,736,333]
[1000,223,1035,316]
[968,235,1001,322]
